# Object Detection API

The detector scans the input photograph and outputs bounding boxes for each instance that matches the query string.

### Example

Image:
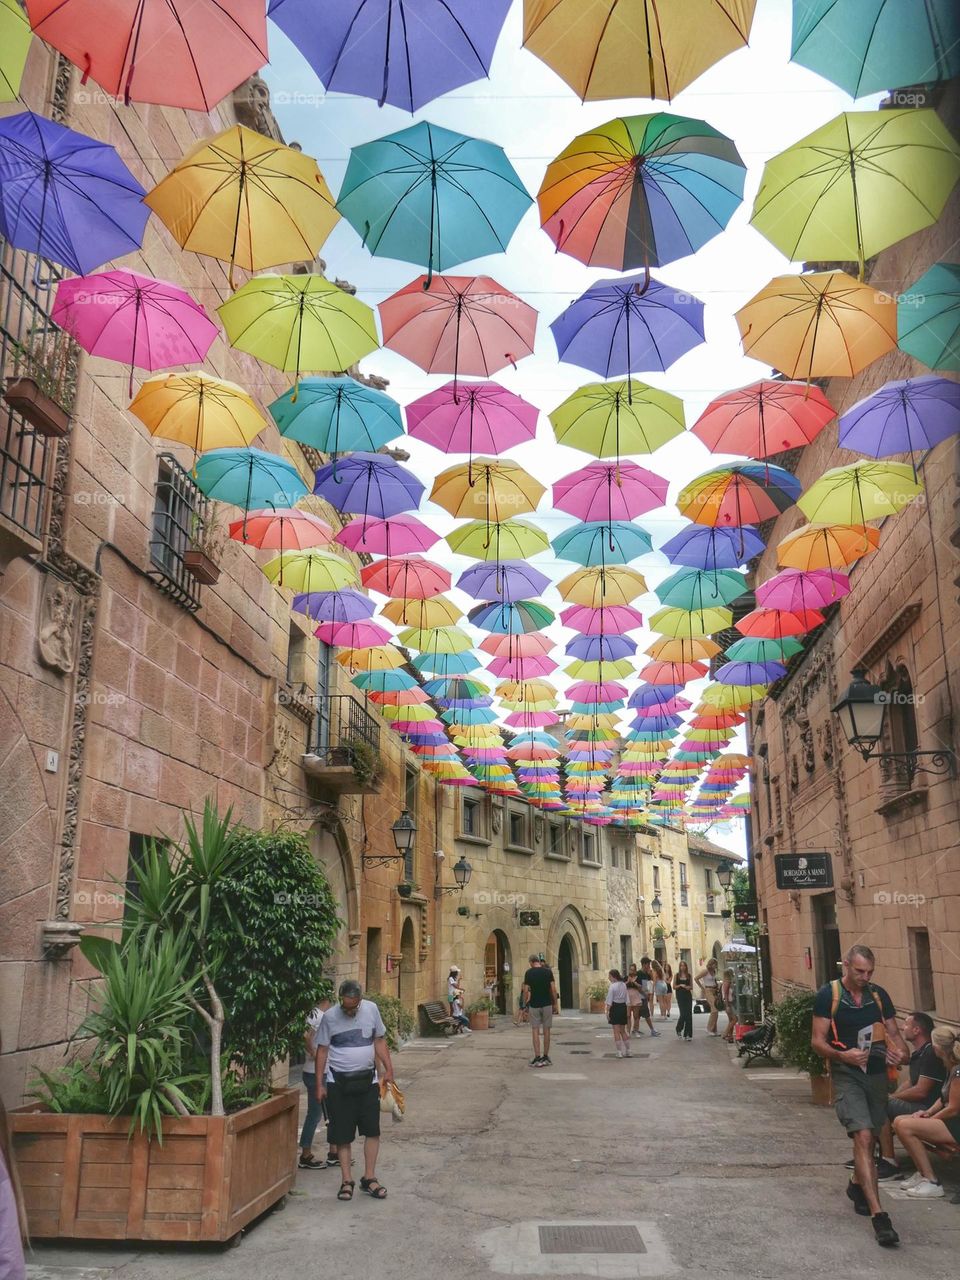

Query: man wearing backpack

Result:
[811,944,909,1248]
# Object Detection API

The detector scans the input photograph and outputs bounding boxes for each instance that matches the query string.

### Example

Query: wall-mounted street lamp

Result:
[832,668,956,786]
[435,855,473,898]
[362,808,417,870]
[715,858,735,890]
[650,892,663,915]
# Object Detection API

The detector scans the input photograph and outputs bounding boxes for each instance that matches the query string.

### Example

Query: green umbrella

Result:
[898,262,960,371]
[752,110,960,278]
[0,0,30,101]
[550,378,685,462]
[724,636,804,664]
[655,567,748,609]
[446,519,548,562]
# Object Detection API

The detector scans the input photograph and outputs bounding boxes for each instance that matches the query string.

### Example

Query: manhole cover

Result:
[570,1050,591,1055]
[539,1225,646,1255]
[562,1041,589,1045]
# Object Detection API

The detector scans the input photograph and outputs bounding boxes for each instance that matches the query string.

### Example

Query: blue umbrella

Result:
[313,451,424,519]
[467,601,556,633]
[898,262,960,371]
[292,589,376,623]
[0,111,148,273]
[551,274,704,378]
[457,561,551,602]
[552,521,653,566]
[628,685,683,708]
[411,651,480,675]
[715,660,784,685]
[194,448,308,509]
[660,523,765,569]
[565,635,637,662]
[838,375,960,458]
[440,707,497,725]
[268,0,511,112]
[271,377,404,455]
[337,120,531,281]
[353,670,417,692]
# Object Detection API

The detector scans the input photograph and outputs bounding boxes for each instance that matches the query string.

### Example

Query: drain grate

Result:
[539,1225,646,1255]
[560,1040,589,1045]
[570,1049,591,1054]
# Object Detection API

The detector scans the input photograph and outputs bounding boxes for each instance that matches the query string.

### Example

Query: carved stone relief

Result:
[37,576,79,674]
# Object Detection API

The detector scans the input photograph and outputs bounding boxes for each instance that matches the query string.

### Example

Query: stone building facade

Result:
[748,87,960,1025]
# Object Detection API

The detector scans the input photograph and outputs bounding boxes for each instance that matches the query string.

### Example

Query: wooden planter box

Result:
[4,377,71,437]
[10,1088,298,1244]
[183,549,220,585]
[468,1010,490,1030]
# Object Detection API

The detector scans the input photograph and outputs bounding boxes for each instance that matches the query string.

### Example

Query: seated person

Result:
[892,1026,960,1199]
[874,1011,946,1176]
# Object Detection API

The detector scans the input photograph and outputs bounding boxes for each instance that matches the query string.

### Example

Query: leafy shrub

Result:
[587,980,610,1002]
[366,992,414,1049]
[466,996,496,1015]
[29,1063,112,1115]
[772,989,827,1076]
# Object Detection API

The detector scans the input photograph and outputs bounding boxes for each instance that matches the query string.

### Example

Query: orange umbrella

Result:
[776,523,880,570]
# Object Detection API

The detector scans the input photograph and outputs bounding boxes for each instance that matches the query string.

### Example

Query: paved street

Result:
[24,1010,957,1280]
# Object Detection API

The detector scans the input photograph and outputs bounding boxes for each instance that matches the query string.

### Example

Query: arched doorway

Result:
[712,940,723,962]
[399,917,416,1012]
[557,934,576,1009]
[483,929,511,1013]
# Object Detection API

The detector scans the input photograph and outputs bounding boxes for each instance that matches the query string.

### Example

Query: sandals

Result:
[299,1153,326,1169]
[337,1180,355,1201]
[360,1176,387,1200]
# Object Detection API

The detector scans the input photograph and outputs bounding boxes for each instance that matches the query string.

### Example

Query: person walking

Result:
[721,968,737,1042]
[663,962,674,1018]
[653,960,669,1019]
[638,957,661,1037]
[605,969,631,1058]
[625,963,644,1036]
[447,967,471,1032]
[299,994,338,1170]
[674,961,694,1041]
[522,953,559,1068]
[315,979,396,1203]
[893,1026,960,1198]
[811,944,909,1247]
[696,959,721,1035]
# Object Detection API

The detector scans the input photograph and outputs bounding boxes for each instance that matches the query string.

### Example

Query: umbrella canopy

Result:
[270,377,403,455]
[656,568,748,608]
[218,275,378,386]
[552,521,653,566]
[797,461,923,523]
[1,0,31,101]
[752,110,960,276]
[353,670,417,692]
[337,120,531,279]
[692,380,835,458]
[557,565,647,607]
[382,597,462,628]
[263,550,357,593]
[715,660,784,685]
[27,0,267,109]
[639,660,709,684]
[550,274,704,377]
[380,275,537,384]
[736,271,897,380]
[551,380,685,461]
[648,606,733,638]
[897,262,960,371]
[129,373,267,453]
[458,561,551,602]
[195,448,309,510]
[145,126,338,286]
[736,607,824,638]
[0,111,148,273]
[522,0,756,101]
[447,519,548,562]
[337,515,439,557]
[406,380,538,460]
[566,635,636,662]
[482,633,554,659]
[560,604,645,633]
[400,625,474,654]
[775,522,880,570]
[468,601,555,634]
[838,376,960,458]
[660,523,765,569]
[724,636,802,664]
[361,556,451,598]
[293,589,375,624]
[678,464,801,527]
[554,461,668,522]
[539,112,746,271]
[431,459,544,521]
[268,0,511,112]
[756,568,849,612]
[790,0,960,99]
[228,509,332,551]
[339,645,407,673]
[317,621,394,649]
[313,453,425,519]
[648,637,720,662]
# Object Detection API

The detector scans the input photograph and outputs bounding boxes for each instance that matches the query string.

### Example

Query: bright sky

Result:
[262,0,881,850]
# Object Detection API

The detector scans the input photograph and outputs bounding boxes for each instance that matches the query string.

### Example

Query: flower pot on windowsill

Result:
[468,1010,489,1031]
[183,549,220,585]
[4,377,70,438]
[397,884,414,899]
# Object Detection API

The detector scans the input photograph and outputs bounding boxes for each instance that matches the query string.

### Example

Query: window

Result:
[653,864,661,891]
[620,935,633,974]
[149,454,202,610]
[704,868,714,889]
[404,766,419,880]
[581,831,597,864]
[286,621,309,686]
[591,942,599,970]
[611,847,619,868]
[909,928,935,1010]
[624,849,632,871]
[547,823,566,858]
[706,892,717,914]
[679,861,688,906]
[882,664,920,793]
[507,807,530,850]
[461,794,485,839]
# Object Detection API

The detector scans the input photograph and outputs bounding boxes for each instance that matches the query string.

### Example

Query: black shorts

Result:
[326,1081,381,1145]
[609,1001,628,1026]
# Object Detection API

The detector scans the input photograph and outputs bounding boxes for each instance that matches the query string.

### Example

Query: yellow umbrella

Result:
[796,461,922,524]
[398,625,474,654]
[430,459,545,521]
[566,713,619,729]
[563,658,634,679]
[446,519,548,561]
[699,683,766,708]
[496,679,557,701]
[263,550,357,593]
[337,645,405,673]
[145,125,339,285]
[522,0,756,101]
[129,372,267,453]
[648,605,732,638]
[736,271,896,380]
[1,0,31,101]
[558,565,647,606]
[378,703,436,722]
[381,596,463,627]
[647,636,721,662]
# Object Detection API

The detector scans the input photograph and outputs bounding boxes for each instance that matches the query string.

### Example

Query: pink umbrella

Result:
[315,621,393,648]
[336,514,439,556]
[406,380,539,460]
[504,710,559,727]
[638,660,708,683]
[755,568,850,611]
[554,461,668,522]
[480,633,554,659]
[229,509,332,551]
[361,556,452,599]
[379,275,537,392]
[53,269,218,394]
[567,680,628,702]
[487,655,558,679]
[559,604,644,633]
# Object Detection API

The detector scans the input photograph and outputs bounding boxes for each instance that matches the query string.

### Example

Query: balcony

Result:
[301,694,382,794]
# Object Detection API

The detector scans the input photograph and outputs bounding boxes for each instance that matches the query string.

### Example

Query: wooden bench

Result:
[737,1016,777,1066]
[418,1001,460,1036]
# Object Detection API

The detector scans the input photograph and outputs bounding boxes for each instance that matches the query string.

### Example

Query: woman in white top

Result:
[696,959,722,1036]
[605,969,631,1058]
[721,968,738,1043]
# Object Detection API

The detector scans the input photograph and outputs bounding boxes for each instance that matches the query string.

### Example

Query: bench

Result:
[737,1016,776,1066]
[418,1001,460,1036]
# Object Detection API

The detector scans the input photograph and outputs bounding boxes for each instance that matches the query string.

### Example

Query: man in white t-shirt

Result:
[315,980,395,1202]
[299,995,337,1170]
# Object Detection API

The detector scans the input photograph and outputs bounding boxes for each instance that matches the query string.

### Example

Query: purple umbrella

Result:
[551,274,705,377]
[313,452,425,520]
[565,634,637,662]
[268,0,511,112]
[292,589,376,623]
[0,112,148,274]
[628,685,684,708]
[715,660,785,685]
[838,376,960,459]
[457,560,550,602]
[660,523,765,569]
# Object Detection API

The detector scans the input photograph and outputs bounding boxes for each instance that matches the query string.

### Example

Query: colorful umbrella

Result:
[692,380,835,458]
[1,0,31,101]
[482,633,554,659]
[337,515,439,557]
[560,604,645,633]
[268,0,511,112]
[656,568,748,608]
[218,275,378,387]
[228,509,332,551]
[458,561,551,601]
[550,275,704,377]
[381,596,462,627]
[897,262,960,371]
[337,121,531,280]
[400,625,474,655]
[790,0,960,99]
[379,275,537,386]
[447,520,548,562]
[0,112,148,273]
[522,0,756,101]
[797,461,923,523]
[736,271,897,379]
[554,461,668,523]
[648,606,733,638]
[539,113,746,273]
[752,110,960,277]
[270,377,403,456]
[196,448,309,511]
[552,522,653,567]
[405,381,538,466]
[352,669,417,692]
[678,464,801,527]
[724,636,802,664]
[775,522,880,570]
[145,126,338,286]
[838,376,960,458]
[715,660,783,685]
[339,645,407,673]
[293,589,375,624]
[648,636,720,662]
[430,459,544,522]
[566,635,635,662]
[755,569,849,612]
[317,621,393,649]
[639,660,709,684]
[27,0,267,109]
[468,601,555,633]
[736,607,824,638]
[263,550,357,593]
[550,380,685,463]
[313,453,425,519]
[129,373,267,453]
[660,524,765,569]
[557,565,647,606]
[361,556,451,598]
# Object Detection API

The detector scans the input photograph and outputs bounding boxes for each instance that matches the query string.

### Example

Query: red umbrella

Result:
[228,509,332,551]
[692,380,836,458]
[736,607,824,638]
[360,556,451,599]
[637,660,708,684]
[479,633,554,658]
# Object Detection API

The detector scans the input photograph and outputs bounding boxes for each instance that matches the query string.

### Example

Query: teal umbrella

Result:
[270,376,404,453]
[791,0,960,98]
[655,567,749,609]
[353,670,417,692]
[724,636,804,663]
[337,120,531,282]
[552,521,653,566]
[194,448,308,509]
[898,262,960,371]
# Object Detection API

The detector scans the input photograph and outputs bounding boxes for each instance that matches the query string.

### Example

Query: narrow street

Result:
[25,1011,957,1280]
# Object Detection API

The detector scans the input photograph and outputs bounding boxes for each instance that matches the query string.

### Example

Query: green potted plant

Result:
[772,989,832,1104]
[466,996,496,1031]
[587,980,609,1014]
[4,331,77,437]
[365,992,415,1051]
[184,509,226,585]
[397,880,419,899]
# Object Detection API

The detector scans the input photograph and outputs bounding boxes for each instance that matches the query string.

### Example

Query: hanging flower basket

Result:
[183,549,220,585]
[4,377,71,438]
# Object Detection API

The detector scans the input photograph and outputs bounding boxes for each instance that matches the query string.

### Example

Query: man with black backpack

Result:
[811,944,909,1248]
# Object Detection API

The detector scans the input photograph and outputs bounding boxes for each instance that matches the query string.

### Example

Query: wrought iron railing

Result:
[312,693,381,758]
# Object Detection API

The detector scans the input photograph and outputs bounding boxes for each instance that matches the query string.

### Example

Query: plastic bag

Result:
[379,1080,405,1120]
